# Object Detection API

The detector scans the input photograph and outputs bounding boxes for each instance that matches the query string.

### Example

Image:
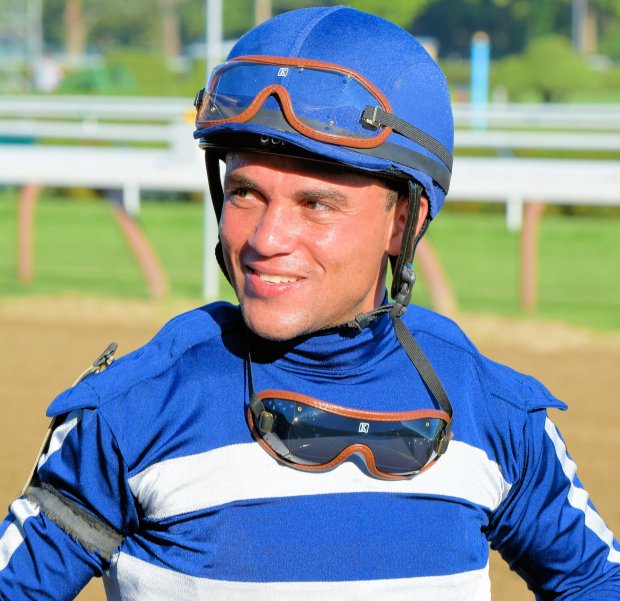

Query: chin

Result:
[241,306,316,341]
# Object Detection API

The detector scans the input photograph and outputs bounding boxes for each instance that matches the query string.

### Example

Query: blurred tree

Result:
[223,0,255,39]
[594,0,620,59]
[273,0,436,29]
[159,0,182,57]
[88,2,160,51]
[178,0,207,48]
[413,0,620,59]
[347,0,435,27]
[36,0,620,65]
[45,0,197,57]
[64,0,86,58]
[413,0,539,58]
[6,0,616,101]
[40,0,64,52]
[493,34,597,101]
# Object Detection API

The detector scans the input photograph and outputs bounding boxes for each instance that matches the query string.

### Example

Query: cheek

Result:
[307,227,349,274]
[218,220,232,252]
[311,223,388,278]
[218,214,249,283]
[329,220,389,255]
[219,210,246,254]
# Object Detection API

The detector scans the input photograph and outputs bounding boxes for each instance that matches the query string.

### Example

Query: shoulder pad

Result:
[481,358,568,413]
[522,374,567,412]
[45,303,241,418]
[46,380,100,418]
[404,308,569,414]
[45,341,116,417]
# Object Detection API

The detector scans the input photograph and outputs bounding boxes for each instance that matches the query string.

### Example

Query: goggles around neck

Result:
[194,55,453,188]
[246,318,453,481]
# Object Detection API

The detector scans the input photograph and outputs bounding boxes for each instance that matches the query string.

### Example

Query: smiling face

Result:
[219,151,426,340]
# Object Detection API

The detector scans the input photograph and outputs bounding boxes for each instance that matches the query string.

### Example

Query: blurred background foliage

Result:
[1,0,619,101]
[1,0,618,328]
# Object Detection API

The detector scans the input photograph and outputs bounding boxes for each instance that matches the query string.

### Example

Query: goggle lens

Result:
[197,59,385,140]
[253,396,448,477]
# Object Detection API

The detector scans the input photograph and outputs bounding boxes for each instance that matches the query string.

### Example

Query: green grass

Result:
[421,213,521,314]
[1,190,618,330]
[0,190,233,301]
[419,210,620,330]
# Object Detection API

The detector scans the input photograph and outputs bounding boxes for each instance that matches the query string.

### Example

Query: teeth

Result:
[257,273,299,284]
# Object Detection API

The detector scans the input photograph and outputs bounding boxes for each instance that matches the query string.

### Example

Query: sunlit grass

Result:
[1,190,618,330]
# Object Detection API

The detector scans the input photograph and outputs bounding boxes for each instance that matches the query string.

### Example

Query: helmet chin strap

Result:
[205,151,233,285]
[332,179,429,333]
[389,180,428,319]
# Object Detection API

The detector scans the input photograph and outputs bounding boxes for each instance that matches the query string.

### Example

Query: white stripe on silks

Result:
[0,498,40,571]
[103,552,491,601]
[37,410,82,472]
[544,418,620,564]
[128,440,511,520]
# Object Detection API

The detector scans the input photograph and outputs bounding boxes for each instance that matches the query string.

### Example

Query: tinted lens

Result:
[257,398,445,475]
[202,62,277,120]
[198,61,382,139]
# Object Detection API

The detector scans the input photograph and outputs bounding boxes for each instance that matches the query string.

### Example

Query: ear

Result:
[387,194,429,255]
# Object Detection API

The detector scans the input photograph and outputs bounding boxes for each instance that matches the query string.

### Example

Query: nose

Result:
[249,201,296,257]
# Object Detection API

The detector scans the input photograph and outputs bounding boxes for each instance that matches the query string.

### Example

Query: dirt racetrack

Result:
[1,296,619,600]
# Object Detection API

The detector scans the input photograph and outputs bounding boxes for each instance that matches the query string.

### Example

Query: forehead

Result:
[224,151,392,193]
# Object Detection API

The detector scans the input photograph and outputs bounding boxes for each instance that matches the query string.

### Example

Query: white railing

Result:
[0,95,192,121]
[0,95,201,215]
[2,96,619,229]
[1,97,619,303]
[2,96,619,231]
[453,102,620,131]
[4,96,620,127]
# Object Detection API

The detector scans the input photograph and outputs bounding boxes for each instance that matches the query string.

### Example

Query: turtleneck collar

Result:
[247,308,399,377]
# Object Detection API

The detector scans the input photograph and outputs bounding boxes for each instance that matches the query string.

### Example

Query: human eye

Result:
[226,186,258,206]
[299,188,346,216]
[227,185,247,198]
[304,199,333,212]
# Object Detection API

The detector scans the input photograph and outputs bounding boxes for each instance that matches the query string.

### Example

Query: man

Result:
[1,6,619,600]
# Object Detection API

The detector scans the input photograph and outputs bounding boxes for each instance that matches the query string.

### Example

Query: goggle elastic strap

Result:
[390,316,452,436]
[247,351,281,437]
[361,106,453,173]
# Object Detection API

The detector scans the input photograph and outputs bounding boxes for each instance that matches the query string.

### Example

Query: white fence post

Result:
[123,184,141,216]
[506,195,524,232]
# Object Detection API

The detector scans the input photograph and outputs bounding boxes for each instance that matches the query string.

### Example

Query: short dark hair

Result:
[385,183,408,210]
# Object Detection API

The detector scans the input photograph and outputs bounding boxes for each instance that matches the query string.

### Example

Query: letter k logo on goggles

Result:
[246,320,453,481]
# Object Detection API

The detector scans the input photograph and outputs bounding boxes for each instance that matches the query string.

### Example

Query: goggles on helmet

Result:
[247,356,452,481]
[194,55,453,190]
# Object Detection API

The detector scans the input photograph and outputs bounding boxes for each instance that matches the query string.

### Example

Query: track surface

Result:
[1,297,619,600]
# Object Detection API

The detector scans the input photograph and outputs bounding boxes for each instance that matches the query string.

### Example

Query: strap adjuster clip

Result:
[362,106,381,128]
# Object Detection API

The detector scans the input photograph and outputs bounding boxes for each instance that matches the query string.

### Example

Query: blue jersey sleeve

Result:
[488,410,620,599]
[0,499,103,600]
[0,405,138,599]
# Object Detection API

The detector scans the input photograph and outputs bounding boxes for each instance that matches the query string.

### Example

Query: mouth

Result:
[245,267,305,296]
[255,272,301,284]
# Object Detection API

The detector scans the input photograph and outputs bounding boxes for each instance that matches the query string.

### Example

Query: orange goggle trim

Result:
[195,54,394,150]
[248,388,452,481]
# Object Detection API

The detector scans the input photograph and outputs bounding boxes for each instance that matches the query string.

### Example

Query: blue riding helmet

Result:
[193,6,454,310]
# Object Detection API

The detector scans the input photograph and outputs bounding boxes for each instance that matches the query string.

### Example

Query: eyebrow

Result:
[295,188,349,206]
[224,172,349,206]
[223,172,257,190]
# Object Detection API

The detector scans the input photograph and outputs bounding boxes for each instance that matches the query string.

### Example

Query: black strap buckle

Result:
[73,342,118,386]
[390,264,416,319]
